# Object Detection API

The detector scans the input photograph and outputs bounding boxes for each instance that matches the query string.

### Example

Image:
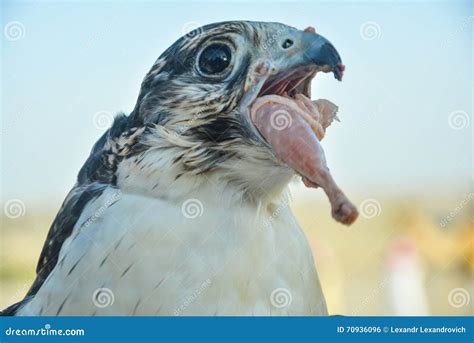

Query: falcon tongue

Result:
[250,94,359,225]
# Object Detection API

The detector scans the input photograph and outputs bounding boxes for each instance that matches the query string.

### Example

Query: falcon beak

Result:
[237,27,358,225]
[300,29,345,81]
[238,28,345,143]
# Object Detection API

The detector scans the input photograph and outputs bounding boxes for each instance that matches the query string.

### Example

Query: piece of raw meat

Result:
[250,94,358,225]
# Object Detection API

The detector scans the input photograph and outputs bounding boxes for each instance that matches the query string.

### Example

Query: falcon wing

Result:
[0,115,136,316]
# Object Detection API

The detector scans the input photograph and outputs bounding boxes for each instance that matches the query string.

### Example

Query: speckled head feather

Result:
[119,21,307,197]
[132,21,276,124]
[95,20,342,200]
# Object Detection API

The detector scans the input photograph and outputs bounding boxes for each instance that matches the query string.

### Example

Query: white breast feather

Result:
[17,126,327,316]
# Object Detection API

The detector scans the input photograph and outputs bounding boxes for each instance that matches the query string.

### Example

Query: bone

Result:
[250,95,358,225]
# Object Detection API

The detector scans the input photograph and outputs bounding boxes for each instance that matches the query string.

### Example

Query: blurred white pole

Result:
[386,238,430,315]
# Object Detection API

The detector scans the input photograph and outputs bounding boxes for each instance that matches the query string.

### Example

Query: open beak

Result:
[238,27,358,225]
[238,28,345,144]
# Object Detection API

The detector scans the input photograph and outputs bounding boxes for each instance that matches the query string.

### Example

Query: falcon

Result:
[2,21,357,316]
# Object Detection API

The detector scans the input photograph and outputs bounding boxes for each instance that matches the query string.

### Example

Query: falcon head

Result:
[122,21,344,201]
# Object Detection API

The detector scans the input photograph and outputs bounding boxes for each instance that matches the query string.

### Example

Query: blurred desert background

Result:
[1,0,472,315]
[1,191,473,315]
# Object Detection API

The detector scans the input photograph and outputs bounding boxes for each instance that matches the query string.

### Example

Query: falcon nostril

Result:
[282,39,294,49]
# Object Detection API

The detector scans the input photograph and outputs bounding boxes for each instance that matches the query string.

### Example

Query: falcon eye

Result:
[282,39,294,49]
[198,43,232,75]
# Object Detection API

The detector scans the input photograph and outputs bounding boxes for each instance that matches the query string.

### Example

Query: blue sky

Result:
[1,0,472,205]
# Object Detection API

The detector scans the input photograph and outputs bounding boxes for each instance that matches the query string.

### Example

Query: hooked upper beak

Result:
[299,29,345,81]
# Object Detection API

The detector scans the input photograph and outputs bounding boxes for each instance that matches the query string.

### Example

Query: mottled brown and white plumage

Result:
[2,21,349,316]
